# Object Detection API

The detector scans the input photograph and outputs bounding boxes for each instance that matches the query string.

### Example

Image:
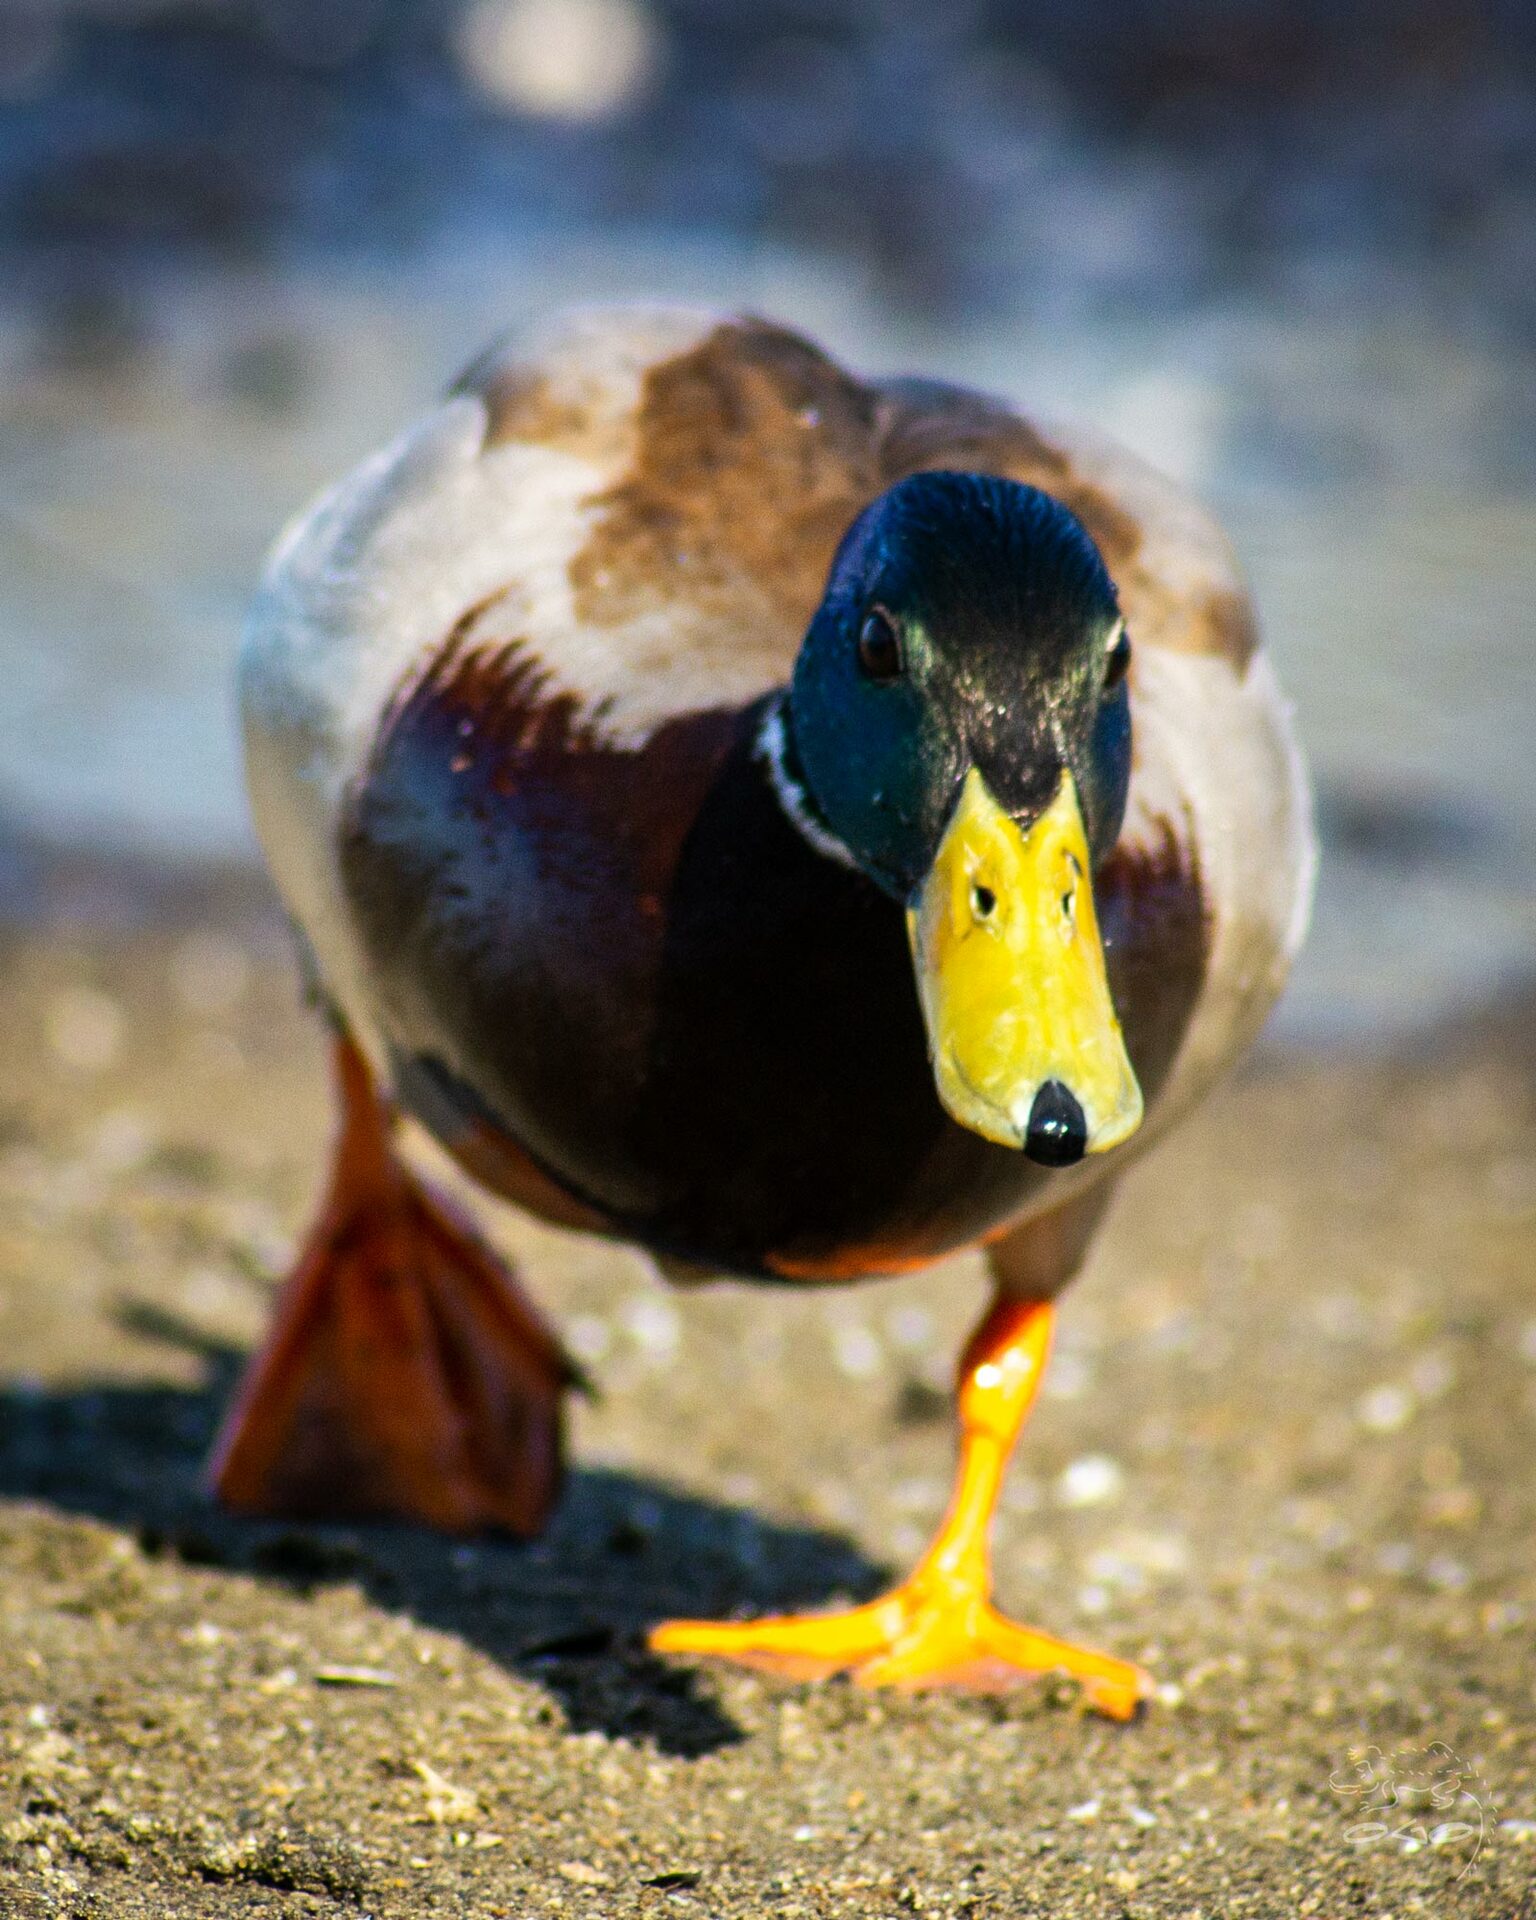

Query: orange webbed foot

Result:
[649,1586,1148,1719]
[209,1034,574,1536]
[652,1293,1150,1720]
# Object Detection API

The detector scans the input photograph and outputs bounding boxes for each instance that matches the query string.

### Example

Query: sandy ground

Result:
[1,886,1534,1919]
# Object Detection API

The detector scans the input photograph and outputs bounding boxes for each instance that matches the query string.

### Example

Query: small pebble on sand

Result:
[1057,1454,1125,1508]
[1356,1384,1415,1433]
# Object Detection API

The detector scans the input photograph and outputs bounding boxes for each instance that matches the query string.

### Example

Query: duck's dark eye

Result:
[1103,623,1131,691]
[857,606,903,682]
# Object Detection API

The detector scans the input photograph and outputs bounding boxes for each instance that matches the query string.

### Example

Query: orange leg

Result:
[208,1033,574,1535]
[650,1294,1149,1719]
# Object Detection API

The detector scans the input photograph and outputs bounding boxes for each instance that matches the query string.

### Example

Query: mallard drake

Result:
[217,306,1314,1717]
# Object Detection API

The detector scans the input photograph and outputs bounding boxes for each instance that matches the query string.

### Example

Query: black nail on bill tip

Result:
[1024,1079,1088,1166]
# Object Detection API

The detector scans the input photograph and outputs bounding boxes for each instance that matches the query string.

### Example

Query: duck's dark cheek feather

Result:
[787,624,953,901]
[339,637,1207,1280]
[1083,687,1133,860]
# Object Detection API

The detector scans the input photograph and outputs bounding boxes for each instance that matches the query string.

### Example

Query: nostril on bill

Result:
[1024,1080,1087,1166]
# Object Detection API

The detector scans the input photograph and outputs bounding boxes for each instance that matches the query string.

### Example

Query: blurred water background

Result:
[0,0,1532,1044]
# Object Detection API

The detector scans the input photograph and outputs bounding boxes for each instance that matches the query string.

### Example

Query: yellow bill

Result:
[906,767,1143,1162]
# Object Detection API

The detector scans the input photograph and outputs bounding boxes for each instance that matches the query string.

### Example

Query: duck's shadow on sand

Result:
[0,1303,886,1758]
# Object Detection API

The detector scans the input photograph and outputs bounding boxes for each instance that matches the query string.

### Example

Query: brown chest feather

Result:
[338,641,1207,1279]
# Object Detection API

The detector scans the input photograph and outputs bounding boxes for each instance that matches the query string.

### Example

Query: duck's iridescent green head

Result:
[786,470,1142,1165]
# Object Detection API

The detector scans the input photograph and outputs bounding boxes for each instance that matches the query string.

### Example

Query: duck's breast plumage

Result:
[241,305,1313,1277]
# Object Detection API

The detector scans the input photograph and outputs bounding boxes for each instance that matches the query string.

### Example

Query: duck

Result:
[215,306,1314,1719]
